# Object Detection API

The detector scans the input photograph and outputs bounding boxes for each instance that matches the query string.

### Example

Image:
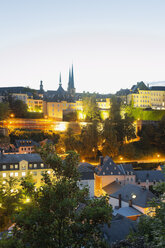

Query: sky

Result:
[0,0,165,94]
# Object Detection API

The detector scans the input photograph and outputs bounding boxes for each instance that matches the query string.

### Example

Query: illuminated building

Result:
[127,82,165,109]
[0,153,51,187]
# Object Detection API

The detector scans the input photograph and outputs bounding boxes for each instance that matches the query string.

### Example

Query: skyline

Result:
[1,0,165,93]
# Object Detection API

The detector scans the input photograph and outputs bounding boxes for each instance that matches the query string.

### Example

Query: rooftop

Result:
[110,184,155,208]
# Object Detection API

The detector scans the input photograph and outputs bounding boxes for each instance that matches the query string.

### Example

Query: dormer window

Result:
[111,172,113,175]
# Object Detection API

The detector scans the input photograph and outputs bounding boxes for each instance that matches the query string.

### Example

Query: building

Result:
[127,82,165,109]
[109,184,156,215]
[94,156,165,196]
[78,162,95,198]
[0,153,50,187]
[95,156,136,196]
[135,170,165,189]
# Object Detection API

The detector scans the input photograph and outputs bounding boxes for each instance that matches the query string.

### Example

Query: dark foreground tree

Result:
[0,150,112,247]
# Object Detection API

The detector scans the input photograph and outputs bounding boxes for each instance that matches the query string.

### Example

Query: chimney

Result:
[129,199,132,207]
[99,156,104,166]
[118,194,121,208]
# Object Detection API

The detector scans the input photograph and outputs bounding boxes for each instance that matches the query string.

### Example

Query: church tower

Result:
[67,65,75,97]
[40,80,44,92]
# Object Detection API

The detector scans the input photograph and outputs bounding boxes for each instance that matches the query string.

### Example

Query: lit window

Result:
[41,163,44,168]
[22,172,26,177]
[34,164,37,168]
[10,172,14,177]
[2,173,6,177]
[15,172,18,177]
[29,164,32,168]
[2,165,6,170]
[15,164,18,169]
[10,165,14,169]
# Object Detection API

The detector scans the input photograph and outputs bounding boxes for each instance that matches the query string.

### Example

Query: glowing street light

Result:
[120,157,123,161]
[26,198,31,203]
[10,113,14,118]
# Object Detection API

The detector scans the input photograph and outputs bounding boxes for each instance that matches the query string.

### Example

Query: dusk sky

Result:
[0,0,165,93]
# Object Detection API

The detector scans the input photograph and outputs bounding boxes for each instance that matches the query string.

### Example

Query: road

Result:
[0,118,87,133]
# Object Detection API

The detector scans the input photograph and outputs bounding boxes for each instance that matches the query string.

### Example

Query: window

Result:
[15,172,18,177]
[29,164,32,168]
[34,164,37,168]
[22,172,26,177]
[2,165,6,170]
[111,172,113,175]
[10,165,14,169]
[2,173,6,177]
[127,177,129,181]
[15,164,18,169]
[10,172,14,177]
[41,163,44,168]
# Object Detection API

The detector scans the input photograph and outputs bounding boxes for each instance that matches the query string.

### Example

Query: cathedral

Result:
[42,65,76,102]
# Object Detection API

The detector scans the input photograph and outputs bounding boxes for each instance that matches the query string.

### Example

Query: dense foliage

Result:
[0,150,112,247]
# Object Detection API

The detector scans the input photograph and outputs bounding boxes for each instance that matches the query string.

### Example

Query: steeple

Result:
[71,64,75,89]
[59,73,62,86]
[67,65,75,97]
[40,80,44,92]
[67,68,71,91]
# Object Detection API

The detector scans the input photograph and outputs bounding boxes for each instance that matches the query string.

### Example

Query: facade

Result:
[127,84,165,109]
[0,153,51,187]
[95,156,136,196]
[78,162,95,198]
[94,156,165,196]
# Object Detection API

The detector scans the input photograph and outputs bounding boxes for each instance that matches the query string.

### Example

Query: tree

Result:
[102,118,119,158]
[9,99,28,118]
[0,177,22,231]
[1,150,112,248]
[82,94,101,121]
[0,102,9,120]
[78,121,100,159]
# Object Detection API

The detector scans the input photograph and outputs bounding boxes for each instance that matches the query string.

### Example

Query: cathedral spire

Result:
[59,73,62,86]
[40,80,44,92]
[71,64,75,89]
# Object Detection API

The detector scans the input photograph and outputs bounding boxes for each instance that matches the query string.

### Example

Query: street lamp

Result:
[120,157,123,161]
[10,113,14,118]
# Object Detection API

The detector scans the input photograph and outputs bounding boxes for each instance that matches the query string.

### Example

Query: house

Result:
[135,170,165,189]
[0,153,50,187]
[14,139,39,154]
[78,162,95,198]
[109,184,156,215]
[95,156,135,196]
